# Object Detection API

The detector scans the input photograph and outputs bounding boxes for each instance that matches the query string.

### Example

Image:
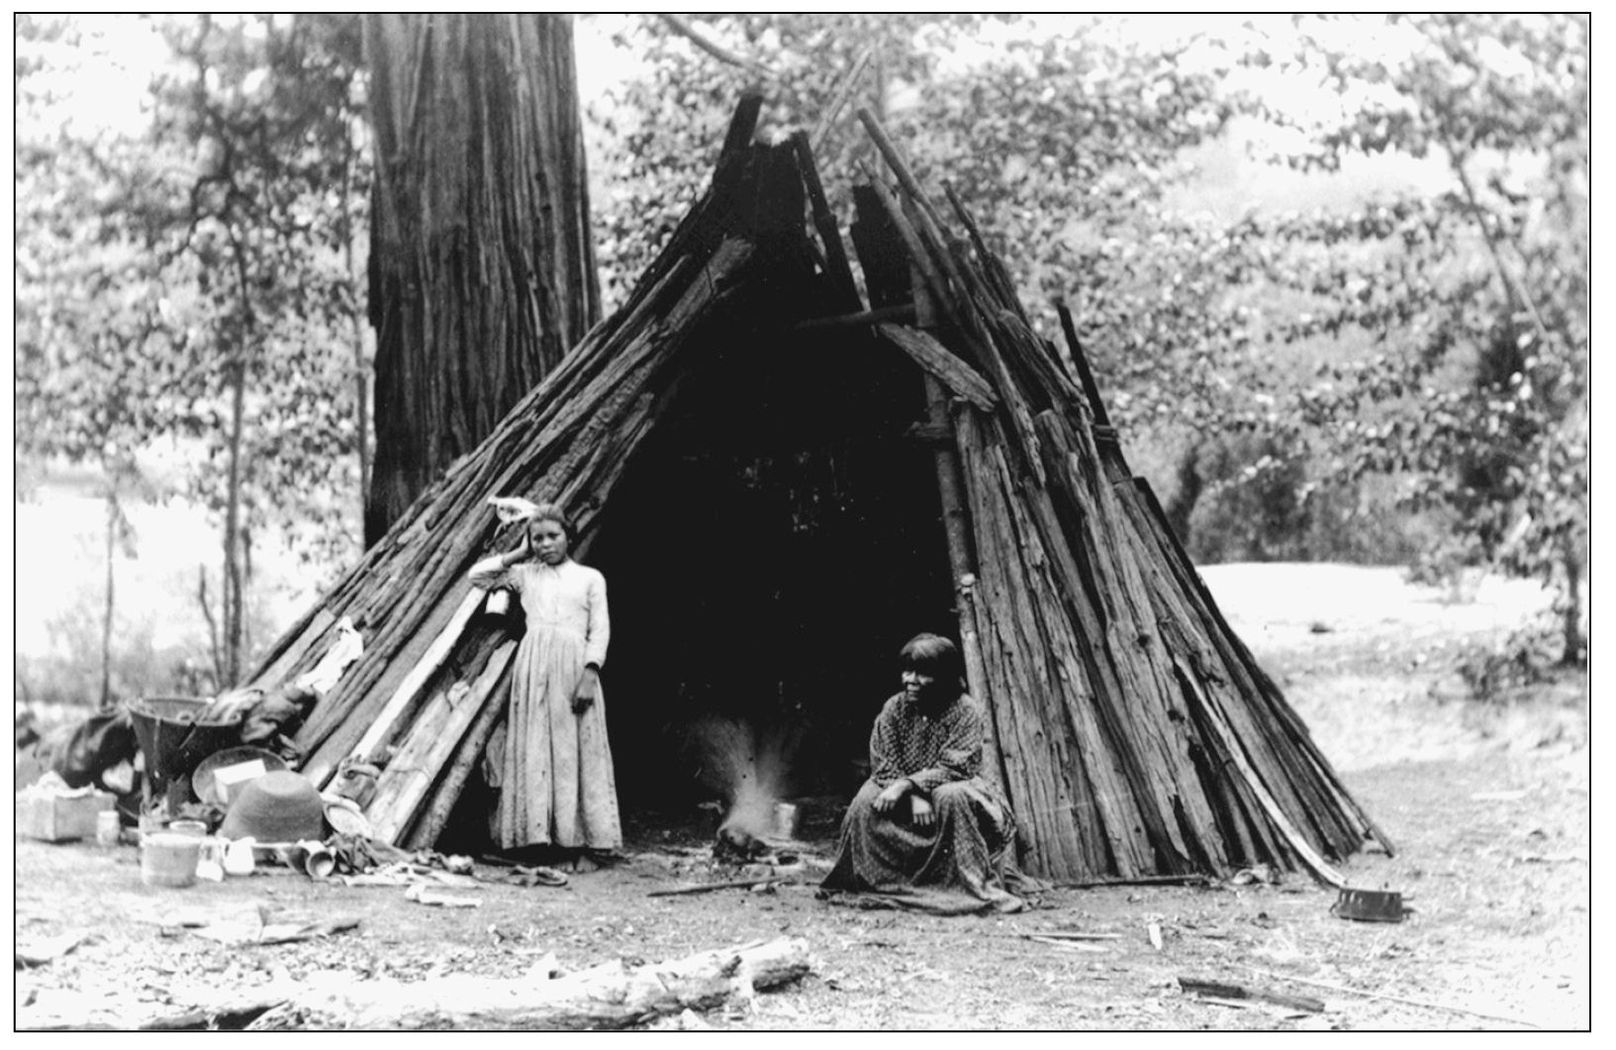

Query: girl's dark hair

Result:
[898,633,964,692]
[525,502,573,537]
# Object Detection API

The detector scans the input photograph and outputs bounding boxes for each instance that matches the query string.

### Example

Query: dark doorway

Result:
[585,323,958,824]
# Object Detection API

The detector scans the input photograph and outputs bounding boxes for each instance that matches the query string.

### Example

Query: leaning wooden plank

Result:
[340,588,485,777]
[990,439,1160,876]
[403,669,513,851]
[366,636,516,844]
[1174,662,1346,887]
[244,937,812,1031]
[876,324,998,411]
[1029,412,1226,869]
[1125,477,1394,857]
[955,414,1113,877]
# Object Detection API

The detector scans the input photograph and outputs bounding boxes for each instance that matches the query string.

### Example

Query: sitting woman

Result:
[821,633,1028,914]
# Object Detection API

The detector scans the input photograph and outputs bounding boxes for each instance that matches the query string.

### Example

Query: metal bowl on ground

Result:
[1331,887,1412,923]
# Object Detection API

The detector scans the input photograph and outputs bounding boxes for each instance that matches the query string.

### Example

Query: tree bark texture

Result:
[364,13,600,545]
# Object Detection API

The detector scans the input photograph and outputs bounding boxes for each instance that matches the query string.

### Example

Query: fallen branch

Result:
[245,936,811,1030]
[1179,976,1324,1014]
[1013,930,1121,942]
[648,877,796,898]
[1025,935,1106,953]
[1249,967,1541,1029]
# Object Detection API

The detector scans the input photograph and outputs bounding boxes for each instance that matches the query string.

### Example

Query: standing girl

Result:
[469,500,621,855]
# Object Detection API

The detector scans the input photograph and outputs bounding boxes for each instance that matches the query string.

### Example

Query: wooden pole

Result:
[1054,300,1113,430]
[793,303,915,331]
[924,372,990,718]
[911,276,990,728]
[810,46,874,153]
[792,131,861,311]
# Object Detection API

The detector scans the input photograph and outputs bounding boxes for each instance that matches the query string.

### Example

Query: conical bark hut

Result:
[247,96,1388,882]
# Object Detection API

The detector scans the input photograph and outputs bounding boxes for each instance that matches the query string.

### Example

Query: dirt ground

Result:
[11,565,1591,1031]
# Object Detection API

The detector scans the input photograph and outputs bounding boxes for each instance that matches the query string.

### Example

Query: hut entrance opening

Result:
[584,323,957,825]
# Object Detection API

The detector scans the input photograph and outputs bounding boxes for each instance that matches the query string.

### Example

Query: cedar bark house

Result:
[249,97,1389,883]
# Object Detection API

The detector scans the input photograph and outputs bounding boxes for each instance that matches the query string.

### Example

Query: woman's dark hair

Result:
[898,633,964,692]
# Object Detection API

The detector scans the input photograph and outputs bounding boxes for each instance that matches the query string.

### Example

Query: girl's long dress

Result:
[468,557,621,850]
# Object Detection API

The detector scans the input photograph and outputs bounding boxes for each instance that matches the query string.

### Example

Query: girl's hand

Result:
[571,666,600,714]
[503,531,530,566]
[909,795,935,828]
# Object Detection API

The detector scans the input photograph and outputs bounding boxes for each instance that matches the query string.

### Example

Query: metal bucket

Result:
[128,697,243,804]
[141,832,201,888]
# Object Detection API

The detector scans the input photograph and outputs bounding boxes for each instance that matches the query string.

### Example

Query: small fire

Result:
[690,716,793,842]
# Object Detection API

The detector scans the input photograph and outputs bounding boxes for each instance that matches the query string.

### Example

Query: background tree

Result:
[1243,13,1588,662]
[16,13,371,688]
[363,13,600,543]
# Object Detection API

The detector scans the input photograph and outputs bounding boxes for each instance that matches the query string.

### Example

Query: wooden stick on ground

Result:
[648,877,797,898]
[1026,936,1107,953]
[1016,931,1122,941]
[1248,968,1542,1029]
[1179,977,1324,1014]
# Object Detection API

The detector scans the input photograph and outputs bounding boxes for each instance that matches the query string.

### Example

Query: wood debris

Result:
[240,936,812,1030]
[1179,976,1325,1014]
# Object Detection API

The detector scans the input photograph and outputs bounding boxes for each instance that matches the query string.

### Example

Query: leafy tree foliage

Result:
[1245,13,1588,661]
[15,13,371,686]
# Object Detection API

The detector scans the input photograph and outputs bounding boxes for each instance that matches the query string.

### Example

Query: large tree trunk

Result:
[363,13,600,545]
